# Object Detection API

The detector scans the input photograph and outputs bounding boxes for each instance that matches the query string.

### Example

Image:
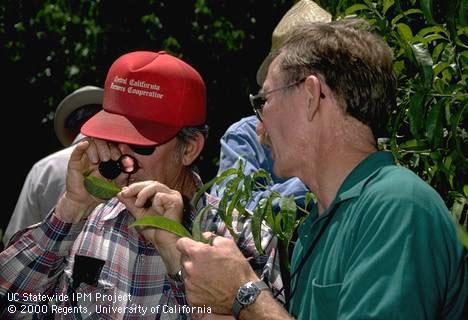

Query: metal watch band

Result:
[232,280,269,320]
[168,270,183,283]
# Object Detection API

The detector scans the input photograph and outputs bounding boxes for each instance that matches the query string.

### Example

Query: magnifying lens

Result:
[98,154,139,180]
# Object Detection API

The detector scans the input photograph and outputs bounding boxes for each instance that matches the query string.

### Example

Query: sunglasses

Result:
[128,144,157,156]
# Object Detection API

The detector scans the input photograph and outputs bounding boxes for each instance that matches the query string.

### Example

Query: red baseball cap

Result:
[81,51,206,146]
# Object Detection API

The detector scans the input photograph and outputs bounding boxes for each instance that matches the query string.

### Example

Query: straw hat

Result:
[54,86,103,146]
[256,0,332,85]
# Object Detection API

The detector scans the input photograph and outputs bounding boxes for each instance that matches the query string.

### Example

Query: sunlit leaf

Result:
[399,139,428,150]
[383,0,395,15]
[411,43,433,89]
[344,4,370,15]
[129,216,192,239]
[397,23,413,42]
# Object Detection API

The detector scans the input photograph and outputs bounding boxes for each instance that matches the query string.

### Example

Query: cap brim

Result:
[54,86,103,147]
[81,110,180,146]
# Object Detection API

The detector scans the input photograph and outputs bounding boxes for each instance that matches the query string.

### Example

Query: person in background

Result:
[0,51,281,320]
[2,86,102,246]
[176,17,467,320]
[210,0,331,212]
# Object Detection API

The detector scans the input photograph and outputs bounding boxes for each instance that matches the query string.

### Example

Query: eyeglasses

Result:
[129,144,157,156]
[249,77,325,121]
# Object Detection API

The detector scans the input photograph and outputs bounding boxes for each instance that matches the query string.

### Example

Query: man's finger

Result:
[176,237,200,256]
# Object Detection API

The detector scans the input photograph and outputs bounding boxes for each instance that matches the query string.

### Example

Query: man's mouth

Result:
[257,131,272,150]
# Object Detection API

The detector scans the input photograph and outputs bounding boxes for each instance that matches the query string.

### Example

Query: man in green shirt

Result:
[175,18,467,319]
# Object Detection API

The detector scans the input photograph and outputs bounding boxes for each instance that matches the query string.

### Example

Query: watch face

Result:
[237,282,258,305]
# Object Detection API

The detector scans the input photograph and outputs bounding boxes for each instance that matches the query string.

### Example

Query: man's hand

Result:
[118,180,184,274]
[177,234,259,314]
[55,139,121,223]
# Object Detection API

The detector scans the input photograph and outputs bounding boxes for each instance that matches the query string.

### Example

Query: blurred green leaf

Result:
[426,102,443,147]
[420,0,436,24]
[456,224,468,248]
[408,91,426,137]
[83,175,121,200]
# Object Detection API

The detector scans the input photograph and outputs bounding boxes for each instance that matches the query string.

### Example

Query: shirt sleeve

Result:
[0,211,84,297]
[3,151,68,246]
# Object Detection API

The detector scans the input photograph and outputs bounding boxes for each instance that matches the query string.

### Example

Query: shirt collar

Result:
[334,151,394,204]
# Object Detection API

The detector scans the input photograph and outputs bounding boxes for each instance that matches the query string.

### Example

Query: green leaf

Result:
[193,167,239,207]
[399,139,428,150]
[192,206,210,242]
[433,62,451,77]
[416,26,448,38]
[344,4,370,15]
[456,224,468,248]
[279,196,297,241]
[383,0,395,15]
[83,175,121,200]
[411,43,433,89]
[441,44,455,63]
[432,43,446,63]
[451,196,466,223]
[251,169,273,189]
[304,192,315,211]
[391,9,422,25]
[407,91,426,137]
[252,198,269,254]
[425,102,443,147]
[396,23,413,42]
[420,0,435,24]
[129,216,192,238]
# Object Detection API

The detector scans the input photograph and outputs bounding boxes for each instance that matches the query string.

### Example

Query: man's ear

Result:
[181,132,205,166]
[304,75,322,122]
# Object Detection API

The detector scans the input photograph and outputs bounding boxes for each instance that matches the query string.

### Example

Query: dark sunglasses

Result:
[128,144,157,156]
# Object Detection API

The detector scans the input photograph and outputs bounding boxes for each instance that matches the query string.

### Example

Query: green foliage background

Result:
[1,0,466,240]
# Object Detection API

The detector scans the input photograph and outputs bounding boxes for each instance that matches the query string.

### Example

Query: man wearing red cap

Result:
[0,51,282,319]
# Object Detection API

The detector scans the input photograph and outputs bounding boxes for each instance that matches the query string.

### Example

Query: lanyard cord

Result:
[284,204,340,307]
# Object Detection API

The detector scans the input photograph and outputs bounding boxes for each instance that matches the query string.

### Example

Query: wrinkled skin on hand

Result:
[177,234,260,315]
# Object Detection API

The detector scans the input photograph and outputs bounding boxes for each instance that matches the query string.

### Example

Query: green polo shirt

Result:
[289,152,466,319]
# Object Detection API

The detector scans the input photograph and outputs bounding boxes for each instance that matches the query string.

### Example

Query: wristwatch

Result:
[232,280,269,319]
[168,270,183,283]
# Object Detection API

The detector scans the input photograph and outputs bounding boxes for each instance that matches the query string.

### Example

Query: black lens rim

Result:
[129,145,157,156]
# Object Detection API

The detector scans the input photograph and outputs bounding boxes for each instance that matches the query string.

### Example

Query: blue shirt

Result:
[210,116,309,210]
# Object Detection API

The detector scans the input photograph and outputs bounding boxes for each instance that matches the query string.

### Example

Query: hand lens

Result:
[98,154,140,180]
